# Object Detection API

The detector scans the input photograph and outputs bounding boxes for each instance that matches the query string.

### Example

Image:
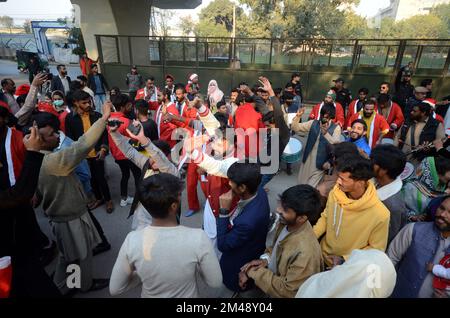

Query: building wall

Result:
[371,0,450,27]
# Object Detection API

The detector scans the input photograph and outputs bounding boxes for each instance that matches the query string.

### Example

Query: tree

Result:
[23,20,32,34]
[0,15,14,33]
[238,0,360,39]
[336,11,371,39]
[396,14,448,39]
[194,0,235,37]
[430,3,450,34]
[178,16,196,36]
[151,8,175,36]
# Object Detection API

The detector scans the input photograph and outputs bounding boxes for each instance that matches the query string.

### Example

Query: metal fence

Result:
[94,35,450,101]
[95,35,450,74]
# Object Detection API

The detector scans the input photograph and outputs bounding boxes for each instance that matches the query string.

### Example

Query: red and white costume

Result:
[378,101,404,139]
[135,86,159,103]
[309,101,345,127]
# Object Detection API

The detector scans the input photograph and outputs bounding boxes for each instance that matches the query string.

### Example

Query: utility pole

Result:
[232,4,236,59]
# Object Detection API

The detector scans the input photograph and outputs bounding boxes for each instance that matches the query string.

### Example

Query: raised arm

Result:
[15,73,47,126]
[43,102,111,176]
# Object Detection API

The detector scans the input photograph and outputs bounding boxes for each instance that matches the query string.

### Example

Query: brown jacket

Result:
[247,221,323,298]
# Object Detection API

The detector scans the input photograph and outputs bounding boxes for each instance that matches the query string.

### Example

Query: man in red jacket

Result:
[347,99,390,149]
[108,94,141,207]
[345,88,369,128]
[377,94,404,140]
[309,90,345,127]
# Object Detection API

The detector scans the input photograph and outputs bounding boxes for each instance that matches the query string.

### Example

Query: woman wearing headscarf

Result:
[207,80,225,114]
[402,155,450,221]
[296,249,396,298]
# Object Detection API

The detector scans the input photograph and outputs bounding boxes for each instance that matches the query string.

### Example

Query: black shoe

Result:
[88,278,110,292]
[286,168,293,176]
[93,241,111,256]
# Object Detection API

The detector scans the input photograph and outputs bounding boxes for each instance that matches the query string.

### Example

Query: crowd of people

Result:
[1,60,450,299]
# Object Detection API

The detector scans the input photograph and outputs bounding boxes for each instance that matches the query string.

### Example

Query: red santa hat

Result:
[15,84,30,96]
[37,101,59,117]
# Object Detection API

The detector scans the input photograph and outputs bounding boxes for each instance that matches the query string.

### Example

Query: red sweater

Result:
[309,102,345,127]
[234,103,265,159]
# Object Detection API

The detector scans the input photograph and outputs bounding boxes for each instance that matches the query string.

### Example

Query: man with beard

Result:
[292,103,341,187]
[239,185,323,298]
[345,88,368,127]
[51,64,71,96]
[394,102,444,165]
[388,195,450,298]
[404,86,428,122]
[135,77,159,103]
[309,90,345,127]
[377,93,404,140]
[346,99,389,149]
[346,119,371,157]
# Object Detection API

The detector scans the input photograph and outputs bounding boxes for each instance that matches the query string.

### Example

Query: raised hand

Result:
[23,122,42,152]
[101,101,113,120]
[32,73,48,87]
[258,76,274,96]
[126,120,147,144]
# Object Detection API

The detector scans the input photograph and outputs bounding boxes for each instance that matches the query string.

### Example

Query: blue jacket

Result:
[346,136,371,156]
[217,186,271,292]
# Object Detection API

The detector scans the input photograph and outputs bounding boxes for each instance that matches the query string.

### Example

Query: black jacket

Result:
[332,87,352,110]
[50,75,71,94]
[0,151,46,260]
[87,73,109,95]
[64,110,109,153]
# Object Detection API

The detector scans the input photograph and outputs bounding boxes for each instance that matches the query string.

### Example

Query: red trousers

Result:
[187,163,206,211]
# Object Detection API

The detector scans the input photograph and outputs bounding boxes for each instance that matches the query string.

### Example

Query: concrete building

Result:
[370,0,450,28]
[70,0,201,62]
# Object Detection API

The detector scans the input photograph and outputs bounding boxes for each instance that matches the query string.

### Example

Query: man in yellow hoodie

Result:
[314,154,390,268]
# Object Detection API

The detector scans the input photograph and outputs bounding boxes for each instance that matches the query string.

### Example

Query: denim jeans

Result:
[94,94,107,113]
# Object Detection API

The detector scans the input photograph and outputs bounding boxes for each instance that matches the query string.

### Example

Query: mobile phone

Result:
[107,119,123,127]
[127,122,141,135]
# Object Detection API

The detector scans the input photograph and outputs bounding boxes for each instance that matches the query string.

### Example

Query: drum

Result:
[381,138,394,145]
[281,138,302,163]
[400,162,415,181]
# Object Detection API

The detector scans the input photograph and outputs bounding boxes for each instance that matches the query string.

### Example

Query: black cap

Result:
[333,77,345,83]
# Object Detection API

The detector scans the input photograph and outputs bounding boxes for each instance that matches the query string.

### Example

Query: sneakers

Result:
[120,196,134,207]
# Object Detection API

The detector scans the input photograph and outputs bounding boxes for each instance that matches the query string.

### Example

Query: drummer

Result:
[291,103,341,187]
[395,102,445,166]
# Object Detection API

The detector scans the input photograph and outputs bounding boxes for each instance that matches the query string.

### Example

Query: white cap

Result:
[189,73,198,81]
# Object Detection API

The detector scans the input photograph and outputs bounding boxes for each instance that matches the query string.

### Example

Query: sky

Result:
[0,0,391,25]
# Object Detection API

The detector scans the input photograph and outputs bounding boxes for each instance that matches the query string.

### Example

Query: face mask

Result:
[53,100,64,109]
